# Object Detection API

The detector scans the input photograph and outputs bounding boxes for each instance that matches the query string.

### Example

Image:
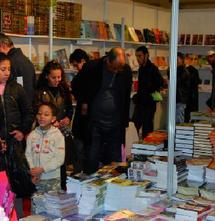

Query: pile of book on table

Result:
[32,190,78,219]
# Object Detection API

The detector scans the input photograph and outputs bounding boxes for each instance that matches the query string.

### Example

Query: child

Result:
[25,102,65,193]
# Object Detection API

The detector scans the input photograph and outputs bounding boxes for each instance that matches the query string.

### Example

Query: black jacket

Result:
[186,65,201,111]
[0,80,34,139]
[176,65,190,104]
[8,48,36,104]
[136,59,163,106]
[207,64,215,110]
[35,86,73,121]
[78,57,132,128]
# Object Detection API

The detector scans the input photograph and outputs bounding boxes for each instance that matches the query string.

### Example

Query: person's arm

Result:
[25,133,35,169]
[124,65,133,128]
[42,132,65,173]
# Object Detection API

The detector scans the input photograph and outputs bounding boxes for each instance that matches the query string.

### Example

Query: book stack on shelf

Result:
[175,123,194,157]
[193,122,214,158]
[54,2,82,38]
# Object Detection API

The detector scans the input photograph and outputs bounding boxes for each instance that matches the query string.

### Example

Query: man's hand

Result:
[59,117,70,127]
[10,130,24,141]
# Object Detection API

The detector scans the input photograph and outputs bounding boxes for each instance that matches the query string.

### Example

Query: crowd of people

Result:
[0,32,215,219]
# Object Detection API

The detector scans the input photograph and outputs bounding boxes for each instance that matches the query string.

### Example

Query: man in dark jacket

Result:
[133,46,163,138]
[0,33,36,104]
[79,47,132,174]
[176,52,190,123]
[70,49,90,173]
[206,50,215,111]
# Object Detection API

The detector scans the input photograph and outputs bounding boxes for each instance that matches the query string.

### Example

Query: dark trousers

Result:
[133,103,156,138]
[86,124,122,174]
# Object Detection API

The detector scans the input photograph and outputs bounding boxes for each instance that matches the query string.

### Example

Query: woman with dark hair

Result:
[35,60,73,190]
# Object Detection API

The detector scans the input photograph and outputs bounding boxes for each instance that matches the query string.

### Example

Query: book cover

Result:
[2,10,13,33]
[197,34,203,45]
[185,34,191,45]
[179,34,186,45]
[205,34,215,45]
[53,48,70,69]
[113,23,121,41]
[128,26,139,42]
[105,23,114,40]
[135,29,145,42]
[191,34,198,45]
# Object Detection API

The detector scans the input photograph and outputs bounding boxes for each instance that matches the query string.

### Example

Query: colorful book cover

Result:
[128,26,139,42]
[135,29,145,42]
[105,22,115,40]
[113,23,122,41]
[53,48,70,69]
[2,10,13,33]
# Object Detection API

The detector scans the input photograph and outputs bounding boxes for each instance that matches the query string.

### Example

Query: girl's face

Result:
[47,69,62,87]
[37,105,56,130]
[0,60,10,84]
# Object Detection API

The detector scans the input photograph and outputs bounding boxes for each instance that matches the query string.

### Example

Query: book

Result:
[132,142,164,150]
[179,34,186,45]
[127,26,139,42]
[135,29,145,42]
[192,34,198,45]
[185,34,191,45]
[53,48,70,69]
[113,23,121,41]
[197,34,204,45]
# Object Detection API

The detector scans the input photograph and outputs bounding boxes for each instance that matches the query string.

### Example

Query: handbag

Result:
[5,138,36,198]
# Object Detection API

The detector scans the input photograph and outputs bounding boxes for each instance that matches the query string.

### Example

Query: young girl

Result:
[25,102,65,192]
[35,60,73,190]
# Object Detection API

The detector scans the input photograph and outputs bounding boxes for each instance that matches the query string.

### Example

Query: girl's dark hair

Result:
[0,52,10,63]
[36,60,68,90]
[37,102,58,116]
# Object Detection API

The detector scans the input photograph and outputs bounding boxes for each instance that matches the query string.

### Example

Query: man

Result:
[206,50,215,111]
[0,33,36,103]
[175,52,190,123]
[177,52,201,122]
[79,47,132,174]
[133,46,163,138]
[69,49,90,173]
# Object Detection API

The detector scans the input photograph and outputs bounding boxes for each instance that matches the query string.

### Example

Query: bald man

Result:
[79,47,132,174]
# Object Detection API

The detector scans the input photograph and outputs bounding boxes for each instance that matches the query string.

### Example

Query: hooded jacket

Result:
[25,126,65,180]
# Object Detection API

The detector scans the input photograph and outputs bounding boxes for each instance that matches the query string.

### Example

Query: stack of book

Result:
[200,183,215,201]
[155,156,188,193]
[78,178,107,216]
[44,191,78,218]
[206,209,215,221]
[191,112,215,122]
[175,123,194,157]
[128,161,157,182]
[193,122,214,158]
[186,158,210,183]
[104,177,151,211]
[175,202,212,221]
[205,167,215,183]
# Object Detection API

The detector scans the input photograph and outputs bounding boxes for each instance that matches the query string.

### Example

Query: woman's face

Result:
[0,60,10,84]
[47,69,62,87]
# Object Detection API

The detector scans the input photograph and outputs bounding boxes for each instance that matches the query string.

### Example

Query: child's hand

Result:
[10,130,24,141]
[31,167,44,176]
[53,121,60,128]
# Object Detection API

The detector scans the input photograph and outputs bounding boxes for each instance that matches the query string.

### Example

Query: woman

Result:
[35,60,73,190]
[0,52,34,219]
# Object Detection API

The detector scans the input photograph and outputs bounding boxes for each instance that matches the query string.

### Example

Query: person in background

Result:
[206,50,215,111]
[133,46,163,139]
[175,52,190,123]
[0,33,36,104]
[0,53,34,218]
[25,102,65,194]
[69,49,90,173]
[35,60,73,190]
[79,47,132,174]
[177,52,201,122]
